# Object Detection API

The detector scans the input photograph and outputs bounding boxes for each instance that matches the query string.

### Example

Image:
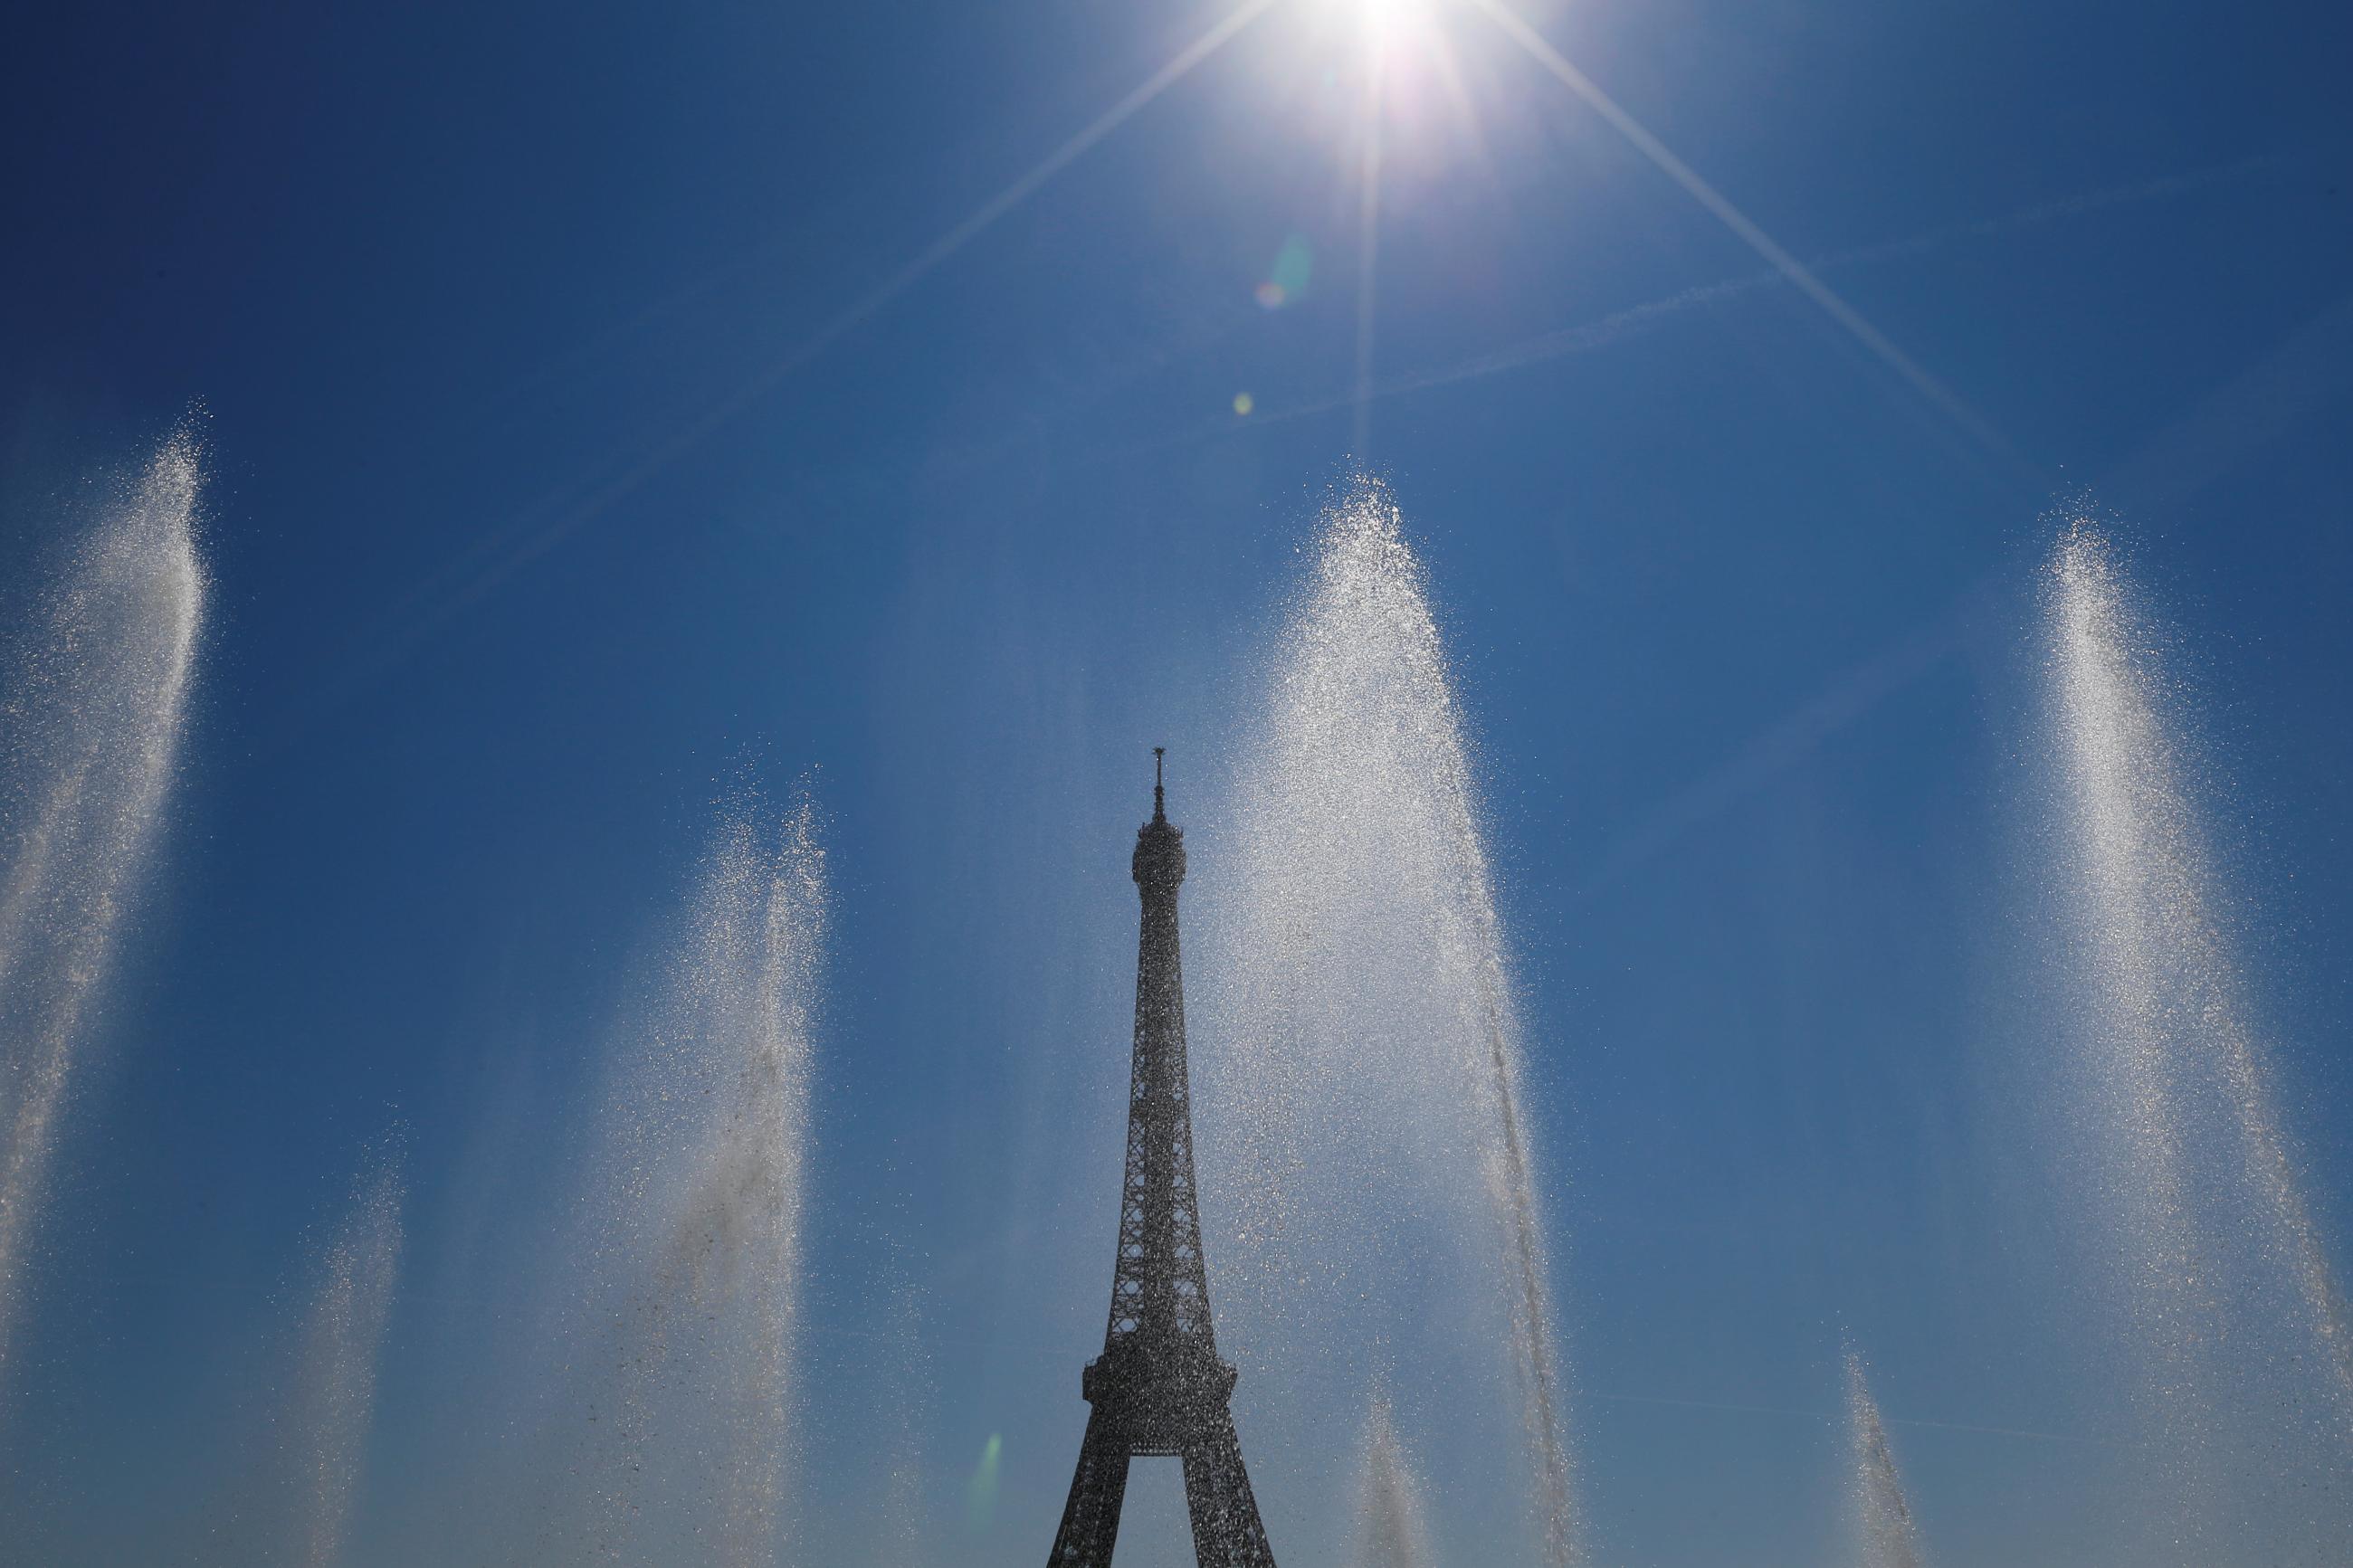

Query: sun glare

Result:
[1356,0,1432,58]
[1310,0,1434,61]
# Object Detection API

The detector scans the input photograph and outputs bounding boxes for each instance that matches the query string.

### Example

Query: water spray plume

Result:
[1843,1349,1925,1568]
[555,793,828,1564]
[0,431,205,1388]
[2034,517,2353,1548]
[874,1261,935,1567]
[290,1138,407,1568]
[2046,521,2352,1389]
[1355,1392,1437,1568]
[1205,478,1576,1564]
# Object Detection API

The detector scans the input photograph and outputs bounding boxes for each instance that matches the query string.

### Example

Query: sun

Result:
[1350,0,1434,58]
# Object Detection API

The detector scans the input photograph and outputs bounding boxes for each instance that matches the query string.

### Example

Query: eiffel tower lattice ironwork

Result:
[1046,752,1277,1567]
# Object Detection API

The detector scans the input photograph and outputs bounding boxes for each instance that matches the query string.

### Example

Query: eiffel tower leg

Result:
[1047,1409,1132,1567]
[1180,1408,1277,1568]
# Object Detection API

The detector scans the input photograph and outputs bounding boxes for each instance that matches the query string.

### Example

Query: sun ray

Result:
[325,0,1281,700]
[1463,0,2022,465]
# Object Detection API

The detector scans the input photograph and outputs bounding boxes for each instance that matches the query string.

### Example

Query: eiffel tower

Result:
[1046,752,1277,1567]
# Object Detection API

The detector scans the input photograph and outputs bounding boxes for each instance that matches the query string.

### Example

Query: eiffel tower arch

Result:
[1046,753,1278,1568]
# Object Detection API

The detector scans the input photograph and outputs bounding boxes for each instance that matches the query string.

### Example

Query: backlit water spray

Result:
[0,432,205,1383]
[873,1266,933,1568]
[1843,1349,1923,1568]
[2034,518,2352,1544]
[556,795,826,1565]
[289,1139,406,1568]
[1199,480,1574,1565]
[1354,1392,1436,1568]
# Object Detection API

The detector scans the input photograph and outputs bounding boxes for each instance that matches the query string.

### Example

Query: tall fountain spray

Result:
[2034,518,2353,1547]
[289,1138,407,1568]
[1199,479,1574,1566]
[1842,1350,1923,1568]
[1354,1393,1436,1568]
[558,794,826,1566]
[872,1267,933,1568]
[0,431,205,1385]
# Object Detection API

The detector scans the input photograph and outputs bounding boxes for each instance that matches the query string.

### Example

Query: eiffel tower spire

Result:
[1046,755,1277,1568]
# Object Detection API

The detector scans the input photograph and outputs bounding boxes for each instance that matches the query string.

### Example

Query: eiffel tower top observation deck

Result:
[1046,751,1277,1567]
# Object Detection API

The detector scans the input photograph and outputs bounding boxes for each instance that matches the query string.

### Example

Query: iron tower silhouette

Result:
[1046,751,1277,1567]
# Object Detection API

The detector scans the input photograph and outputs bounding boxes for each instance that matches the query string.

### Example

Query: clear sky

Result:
[3,2,2351,1564]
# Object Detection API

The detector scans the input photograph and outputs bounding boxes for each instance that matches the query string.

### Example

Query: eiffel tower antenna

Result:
[1045,754,1278,1567]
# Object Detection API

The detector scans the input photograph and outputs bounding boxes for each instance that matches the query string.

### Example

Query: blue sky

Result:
[4,1,2351,1563]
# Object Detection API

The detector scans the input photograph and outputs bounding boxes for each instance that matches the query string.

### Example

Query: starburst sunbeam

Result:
[1465,0,2024,467]
[322,0,1281,705]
